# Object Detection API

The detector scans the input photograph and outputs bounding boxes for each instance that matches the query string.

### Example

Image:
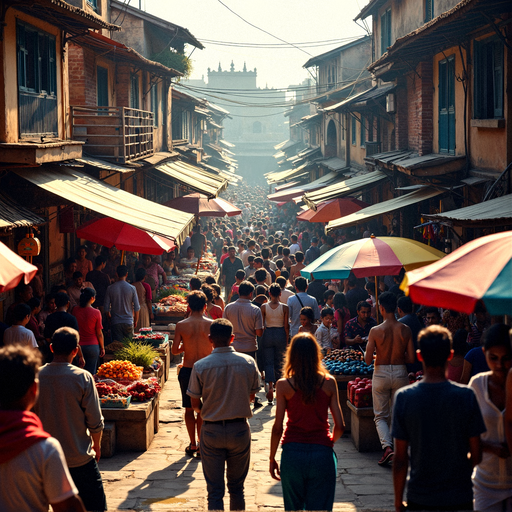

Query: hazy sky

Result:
[142,0,370,90]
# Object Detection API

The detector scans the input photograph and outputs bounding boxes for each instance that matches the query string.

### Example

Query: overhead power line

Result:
[215,0,313,57]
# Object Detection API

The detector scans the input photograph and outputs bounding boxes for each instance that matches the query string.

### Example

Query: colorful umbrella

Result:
[301,236,445,281]
[0,241,38,293]
[164,193,241,217]
[76,217,175,255]
[401,231,512,315]
[296,198,369,223]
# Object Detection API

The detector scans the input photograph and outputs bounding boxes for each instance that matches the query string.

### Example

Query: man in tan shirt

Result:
[365,292,415,466]
[172,291,213,456]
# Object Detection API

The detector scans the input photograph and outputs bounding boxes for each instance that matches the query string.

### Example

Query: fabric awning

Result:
[15,166,194,244]
[268,172,341,203]
[155,160,227,197]
[0,192,45,230]
[303,170,388,209]
[266,163,309,184]
[326,187,444,232]
[423,195,512,228]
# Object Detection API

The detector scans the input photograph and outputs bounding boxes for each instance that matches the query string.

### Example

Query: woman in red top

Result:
[269,333,344,511]
[72,287,104,374]
[332,292,351,348]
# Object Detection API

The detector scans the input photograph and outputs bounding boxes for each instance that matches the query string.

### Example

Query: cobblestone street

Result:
[99,361,395,512]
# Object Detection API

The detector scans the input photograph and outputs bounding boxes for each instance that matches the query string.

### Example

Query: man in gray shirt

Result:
[188,319,260,511]
[37,327,106,511]
[104,265,140,342]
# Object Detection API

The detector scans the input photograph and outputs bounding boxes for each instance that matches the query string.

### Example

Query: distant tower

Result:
[230,60,235,72]
[218,62,222,72]
[243,62,247,72]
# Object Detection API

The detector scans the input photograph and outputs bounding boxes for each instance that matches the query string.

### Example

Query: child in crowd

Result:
[322,289,335,309]
[298,307,317,336]
[315,307,338,356]
[228,270,246,303]
[275,259,284,278]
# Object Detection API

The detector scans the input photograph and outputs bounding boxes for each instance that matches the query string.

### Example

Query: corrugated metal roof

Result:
[268,172,340,202]
[15,167,194,244]
[324,84,395,113]
[319,157,347,172]
[423,195,512,227]
[326,187,444,231]
[0,192,45,230]
[303,170,388,208]
[266,163,310,184]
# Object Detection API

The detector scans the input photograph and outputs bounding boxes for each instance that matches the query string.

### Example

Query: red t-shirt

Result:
[72,307,103,346]
[220,253,229,264]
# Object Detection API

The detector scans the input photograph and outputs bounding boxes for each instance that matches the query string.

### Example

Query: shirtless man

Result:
[171,291,213,457]
[364,292,415,466]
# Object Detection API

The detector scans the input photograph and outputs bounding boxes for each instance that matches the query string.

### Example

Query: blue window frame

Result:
[380,9,392,55]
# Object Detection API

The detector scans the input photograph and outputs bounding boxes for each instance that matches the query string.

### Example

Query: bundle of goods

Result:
[126,378,161,402]
[155,284,189,302]
[133,331,168,348]
[97,360,143,381]
[104,341,125,354]
[348,378,373,408]
[95,377,161,404]
[323,348,374,376]
[153,294,188,316]
[408,371,423,384]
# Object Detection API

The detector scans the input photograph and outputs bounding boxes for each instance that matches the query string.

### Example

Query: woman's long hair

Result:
[283,333,326,405]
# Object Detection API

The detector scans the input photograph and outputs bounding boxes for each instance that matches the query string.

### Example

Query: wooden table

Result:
[101,393,160,452]
[155,342,170,383]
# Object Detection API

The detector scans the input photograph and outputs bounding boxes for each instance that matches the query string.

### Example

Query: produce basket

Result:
[100,395,132,409]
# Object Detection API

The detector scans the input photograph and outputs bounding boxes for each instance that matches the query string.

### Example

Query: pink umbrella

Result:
[0,241,38,293]
[164,193,241,217]
[76,217,175,255]
[296,198,369,223]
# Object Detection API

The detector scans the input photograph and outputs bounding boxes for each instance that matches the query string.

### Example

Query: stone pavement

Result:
[99,361,395,512]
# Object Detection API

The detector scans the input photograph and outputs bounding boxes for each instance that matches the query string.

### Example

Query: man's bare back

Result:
[365,316,415,366]
[172,314,213,368]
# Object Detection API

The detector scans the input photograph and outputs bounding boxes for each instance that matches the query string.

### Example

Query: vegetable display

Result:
[323,348,374,376]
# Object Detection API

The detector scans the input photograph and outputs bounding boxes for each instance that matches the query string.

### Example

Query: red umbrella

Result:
[76,217,175,255]
[0,241,38,293]
[164,193,241,217]
[296,197,369,223]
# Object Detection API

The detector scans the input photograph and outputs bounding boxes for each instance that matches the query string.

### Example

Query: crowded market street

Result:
[99,358,395,512]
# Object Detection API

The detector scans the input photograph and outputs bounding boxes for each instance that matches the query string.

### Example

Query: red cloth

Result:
[220,253,229,264]
[282,383,333,447]
[72,306,103,345]
[0,410,50,463]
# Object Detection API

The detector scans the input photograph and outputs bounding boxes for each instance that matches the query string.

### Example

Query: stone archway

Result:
[325,119,337,157]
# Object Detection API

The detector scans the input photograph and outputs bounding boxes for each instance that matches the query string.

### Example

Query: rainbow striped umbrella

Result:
[402,231,512,315]
[301,235,445,281]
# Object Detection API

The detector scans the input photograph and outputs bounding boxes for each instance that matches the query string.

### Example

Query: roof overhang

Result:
[9,0,120,32]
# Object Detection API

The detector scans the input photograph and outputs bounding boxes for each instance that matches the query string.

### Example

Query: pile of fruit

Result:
[97,360,142,380]
[126,379,161,402]
[96,381,129,397]
[153,294,188,316]
[323,348,364,363]
[348,378,373,408]
[323,348,374,376]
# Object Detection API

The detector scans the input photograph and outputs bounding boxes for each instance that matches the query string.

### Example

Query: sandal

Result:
[185,444,198,456]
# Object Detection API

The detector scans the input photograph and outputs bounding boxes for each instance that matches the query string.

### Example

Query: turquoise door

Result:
[439,57,455,154]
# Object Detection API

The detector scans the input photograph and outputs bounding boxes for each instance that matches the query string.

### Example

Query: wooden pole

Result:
[375,275,379,323]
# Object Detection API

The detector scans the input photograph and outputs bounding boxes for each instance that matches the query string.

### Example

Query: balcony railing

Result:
[365,142,382,158]
[71,106,154,163]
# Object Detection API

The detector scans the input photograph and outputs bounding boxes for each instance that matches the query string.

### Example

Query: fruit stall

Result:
[323,348,374,433]
[95,345,163,454]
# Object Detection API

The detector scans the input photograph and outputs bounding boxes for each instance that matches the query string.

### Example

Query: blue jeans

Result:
[280,442,337,511]
[81,344,100,375]
[200,421,251,511]
[262,327,287,383]
[110,323,133,344]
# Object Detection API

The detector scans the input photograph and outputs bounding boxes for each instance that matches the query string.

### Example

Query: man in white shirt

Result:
[276,277,294,304]
[289,234,301,255]
[241,240,257,267]
[3,304,38,348]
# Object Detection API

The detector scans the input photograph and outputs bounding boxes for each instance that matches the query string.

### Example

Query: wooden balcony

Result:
[71,106,154,163]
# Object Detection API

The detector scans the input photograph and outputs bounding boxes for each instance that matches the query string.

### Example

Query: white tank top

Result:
[264,302,285,328]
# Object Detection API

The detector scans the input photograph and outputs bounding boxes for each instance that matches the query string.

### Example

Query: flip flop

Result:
[185,444,198,456]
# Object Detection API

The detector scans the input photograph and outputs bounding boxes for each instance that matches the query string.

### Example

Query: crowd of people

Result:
[0,181,511,512]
